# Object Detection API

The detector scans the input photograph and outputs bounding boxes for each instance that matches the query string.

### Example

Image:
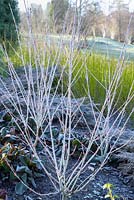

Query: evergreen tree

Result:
[0,0,20,47]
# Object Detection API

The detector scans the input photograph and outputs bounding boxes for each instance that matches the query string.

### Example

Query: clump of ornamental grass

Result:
[8,37,134,114]
[0,4,134,200]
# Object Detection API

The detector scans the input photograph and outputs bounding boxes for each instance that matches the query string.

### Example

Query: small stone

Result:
[84,194,92,199]
[129,191,134,194]
[88,166,95,172]
[93,190,100,195]
[123,177,131,184]
[90,162,96,166]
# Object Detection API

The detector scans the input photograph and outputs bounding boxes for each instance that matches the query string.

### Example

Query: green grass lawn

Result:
[44,35,134,61]
[86,37,134,60]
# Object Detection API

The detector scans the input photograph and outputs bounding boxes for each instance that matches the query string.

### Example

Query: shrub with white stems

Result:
[0,3,134,200]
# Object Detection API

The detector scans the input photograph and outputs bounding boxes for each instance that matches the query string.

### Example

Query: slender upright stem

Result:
[61,192,68,200]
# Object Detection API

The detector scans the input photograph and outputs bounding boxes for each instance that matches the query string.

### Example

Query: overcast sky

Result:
[18,0,134,14]
[18,0,49,11]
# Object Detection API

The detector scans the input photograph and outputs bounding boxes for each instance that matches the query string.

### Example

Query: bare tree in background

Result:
[20,4,47,35]
[111,0,130,42]
[47,0,69,33]
[19,0,134,44]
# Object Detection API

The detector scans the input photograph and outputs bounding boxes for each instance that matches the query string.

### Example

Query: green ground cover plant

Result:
[103,183,119,200]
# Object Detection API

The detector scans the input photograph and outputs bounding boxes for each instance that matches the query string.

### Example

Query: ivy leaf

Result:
[72,139,81,147]
[21,173,27,183]
[28,177,37,188]
[114,195,119,199]
[16,166,32,175]
[15,182,27,195]
[15,174,27,195]
[0,127,7,137]
[34,172,44,178]
[3,112,12,122]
